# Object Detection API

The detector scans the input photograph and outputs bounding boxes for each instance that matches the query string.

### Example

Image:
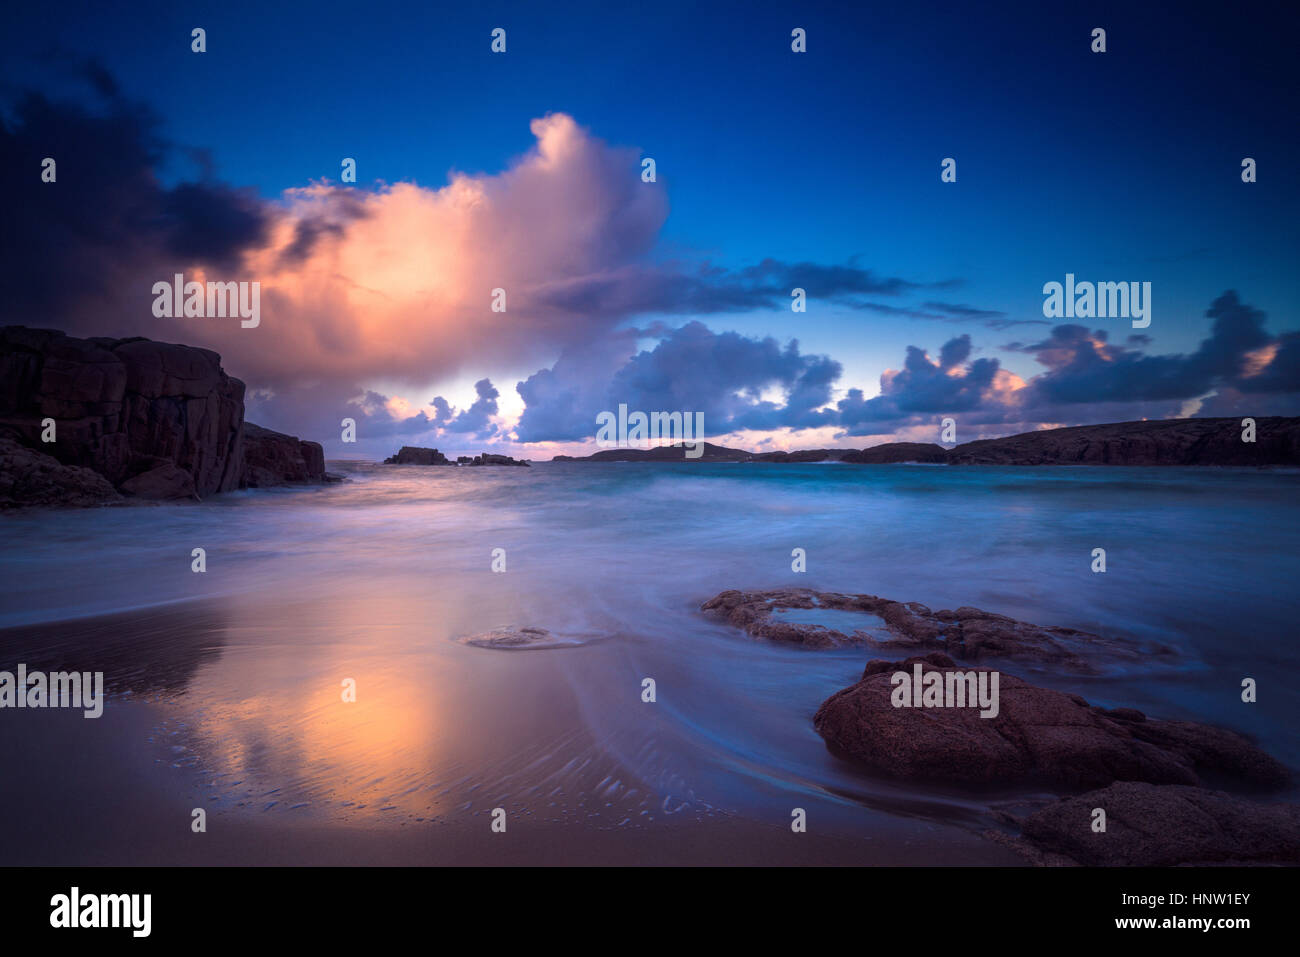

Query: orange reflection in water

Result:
[168,587,469,822]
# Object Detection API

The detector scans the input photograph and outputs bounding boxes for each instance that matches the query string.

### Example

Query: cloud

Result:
[847,298,1046,330]
[529,257,961,319]
[0,84,271,323]
[3,71,1295,455]
[835,335,1019,434]
[513,321,840,441]
[1007,291,1277,406]
[440,379,500,438]
[2,83,670,384]
[255,291,1300,447]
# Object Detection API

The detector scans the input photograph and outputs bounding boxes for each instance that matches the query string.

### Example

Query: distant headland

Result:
[552,417,1300,467]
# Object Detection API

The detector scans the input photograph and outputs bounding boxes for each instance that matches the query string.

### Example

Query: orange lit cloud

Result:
[220,114,665,393]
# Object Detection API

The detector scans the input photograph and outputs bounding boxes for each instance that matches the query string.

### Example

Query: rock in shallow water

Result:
[456,627,598,650]
[383,446,451,465]
[1005,781,1300,865]
[701,587,1157,672]
[813,652,1289,792]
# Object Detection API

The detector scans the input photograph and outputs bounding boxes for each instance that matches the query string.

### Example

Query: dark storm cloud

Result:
[0,79,271,325]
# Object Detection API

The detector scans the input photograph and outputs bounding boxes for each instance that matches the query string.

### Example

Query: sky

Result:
[2,0,1298,459]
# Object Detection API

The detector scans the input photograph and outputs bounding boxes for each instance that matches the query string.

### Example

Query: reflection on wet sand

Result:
[0,601,229,698]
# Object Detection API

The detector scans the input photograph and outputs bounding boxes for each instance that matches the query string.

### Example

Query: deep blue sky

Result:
[3,0,1298,450]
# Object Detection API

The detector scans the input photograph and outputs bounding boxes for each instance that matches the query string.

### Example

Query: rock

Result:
[119,462,197,500]
[0,326,244,497]
[552,442,747,462]
[548,418,1300,467]
[456,626,598,649]
[700,587,1151,671]
[383,446,451,465]
[1010,781,1300,865]
[812,653,1290,792]
[841,443,949,464]
[0,326,326,504]
[751,449,850,463]
[947,416,1300,466]
[0,436,122,508]
[242,422,326,486]
[457,452,530,467]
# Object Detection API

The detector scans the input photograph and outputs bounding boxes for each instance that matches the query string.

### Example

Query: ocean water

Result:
[1,461,1297,862]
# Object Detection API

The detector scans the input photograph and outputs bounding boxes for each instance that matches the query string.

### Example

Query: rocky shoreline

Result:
[0,326,327,507]
[553,416,1300,466]
[702,587,1299,866]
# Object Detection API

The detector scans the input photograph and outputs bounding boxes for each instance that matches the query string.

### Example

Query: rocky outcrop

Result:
[383,446,451,465]
[813,652,1290,792]
[703,583,1297,865]
[457,452,530,467]
[947,416,1300,466]
[842,442,949,464]
[381,447,530,467]
[1001,781,1300,866]
[700,588,1153,672]
[0,326,243,498]
[0,435,122,507]
[0,326,324,504]
[552,442,746,462]
[243,423,327,487]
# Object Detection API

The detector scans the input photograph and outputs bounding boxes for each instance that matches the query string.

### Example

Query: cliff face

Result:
[0,326,324,505]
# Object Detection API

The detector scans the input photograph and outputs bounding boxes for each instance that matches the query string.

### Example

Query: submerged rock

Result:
[456,626,595,649]
[700,587,1151,671]
[813,652,1289,792]
[1002,781,1300,866]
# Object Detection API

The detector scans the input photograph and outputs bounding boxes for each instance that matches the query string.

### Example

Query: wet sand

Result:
[0,601,1021,866]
